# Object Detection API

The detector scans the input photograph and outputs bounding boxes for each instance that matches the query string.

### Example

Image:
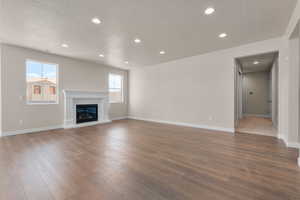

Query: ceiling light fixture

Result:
[134,38,141,43]
[204,7,215,15]
[91,17,101,24]
[124,61,129,64]
[218,33,227,38]
[159,50,166,55]
[99,54,104,57]
[61,43,69,48]
[253,61,259,65]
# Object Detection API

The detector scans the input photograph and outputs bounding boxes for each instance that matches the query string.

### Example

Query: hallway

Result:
[236,116,277,137]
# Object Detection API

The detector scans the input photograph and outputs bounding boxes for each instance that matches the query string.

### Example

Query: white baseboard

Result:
[128,116,235,133]
[287,142,300,149]
[277,133,283,140]
[277,133,299,149]
[2,125,63,137]
[1,120,115,137]
[277,133,287,144]
[111,116,129,121]
[277,133,294,148]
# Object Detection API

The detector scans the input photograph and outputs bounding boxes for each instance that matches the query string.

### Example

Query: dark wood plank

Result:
[0,119,299,200]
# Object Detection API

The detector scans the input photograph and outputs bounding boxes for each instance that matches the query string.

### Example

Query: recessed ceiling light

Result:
[253,61,259,65]
[99,54,104,57]
[134,38,141,43]
[205,7,215,15]
[91,17,101,24]
[124,61,129,64]
[219,33,227,38]
[159,50,166,55]
[61,43,69,48]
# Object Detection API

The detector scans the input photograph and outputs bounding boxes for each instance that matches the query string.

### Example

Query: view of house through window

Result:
[109,73,123,103]
[26,60,58,104]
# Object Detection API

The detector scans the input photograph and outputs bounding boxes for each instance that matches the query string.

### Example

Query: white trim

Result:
[298,157,300,167]
[2,125,63,137]
[1,120,114,137]
[287,142,300,149]
[277,134,300,152]
[63,120,111,129]
[277,132,287,142]
[111,116,128,121]
[108,73,124,104]
[63,90,110,128]
[277,133,299,149]
[128,116,235,133]
[26,59,59,105]
[235,130,277,138]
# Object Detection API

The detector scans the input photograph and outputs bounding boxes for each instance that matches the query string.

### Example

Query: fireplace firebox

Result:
[76,104,98,124]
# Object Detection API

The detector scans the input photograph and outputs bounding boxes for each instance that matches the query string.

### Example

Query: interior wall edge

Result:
[286,0,300,38]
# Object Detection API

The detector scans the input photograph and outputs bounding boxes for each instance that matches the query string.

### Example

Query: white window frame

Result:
[108,73,124,104]
[26,59,59,105]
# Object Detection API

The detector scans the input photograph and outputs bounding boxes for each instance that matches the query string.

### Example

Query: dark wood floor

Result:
[0,119,299,200]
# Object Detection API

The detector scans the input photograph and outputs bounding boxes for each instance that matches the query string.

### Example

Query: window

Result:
[109,73,123,103]
[26,60,58,104]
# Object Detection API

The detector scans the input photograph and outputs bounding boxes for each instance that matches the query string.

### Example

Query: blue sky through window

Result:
[26,60,57,82]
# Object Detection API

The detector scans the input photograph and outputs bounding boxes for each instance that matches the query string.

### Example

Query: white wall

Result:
[288,38,300,143]
[0,45,2,136]
[299,25,300,149]
[298,23,300,154]
[128,0,300,153]
[0,44,128,133]
[130,0,300,151]
[283,0,300,150]
[129,38,284,132]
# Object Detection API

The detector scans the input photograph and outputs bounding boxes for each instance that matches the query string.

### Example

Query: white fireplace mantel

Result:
[63,90,111,128]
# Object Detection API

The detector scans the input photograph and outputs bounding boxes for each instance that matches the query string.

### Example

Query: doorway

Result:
[235,52,279,137]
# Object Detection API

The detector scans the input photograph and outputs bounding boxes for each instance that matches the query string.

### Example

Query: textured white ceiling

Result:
[237,52,278,73]
[0,0,297,69]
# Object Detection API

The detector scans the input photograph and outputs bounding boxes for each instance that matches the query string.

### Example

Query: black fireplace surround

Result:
[76,104,98,124]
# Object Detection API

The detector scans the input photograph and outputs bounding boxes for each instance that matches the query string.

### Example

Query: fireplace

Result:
[76,104,98,124]
[63,90,110,128]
